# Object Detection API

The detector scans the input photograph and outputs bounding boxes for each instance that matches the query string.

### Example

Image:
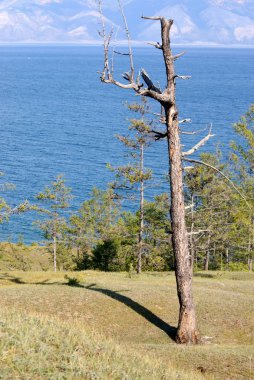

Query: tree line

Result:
[1,104,252,274]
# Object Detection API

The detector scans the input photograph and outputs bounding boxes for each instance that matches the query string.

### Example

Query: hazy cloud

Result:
[234,24,254,40]
[36,0,62,4]
[209,0,249,5]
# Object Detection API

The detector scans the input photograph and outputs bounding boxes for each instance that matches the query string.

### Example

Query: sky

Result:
[0,0,253,46]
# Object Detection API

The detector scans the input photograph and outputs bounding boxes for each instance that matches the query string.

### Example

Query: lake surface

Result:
[0,46,253,242]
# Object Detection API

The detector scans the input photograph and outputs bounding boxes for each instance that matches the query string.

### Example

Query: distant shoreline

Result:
[0,43,253,49]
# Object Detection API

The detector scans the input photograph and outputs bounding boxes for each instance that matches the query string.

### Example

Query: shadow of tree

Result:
[0,273,61,285]
[0,273,176,340]
[194,273,214,279]
[85,283,176,341]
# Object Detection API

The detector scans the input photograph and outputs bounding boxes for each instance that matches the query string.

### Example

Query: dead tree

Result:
[97,1,205,343]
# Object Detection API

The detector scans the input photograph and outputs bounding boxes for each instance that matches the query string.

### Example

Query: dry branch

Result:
[147,41,162,49]
[179,118,191,124]
[182,125,214,156]
[173,51,186,60]
[117,0,134,81]
[181,127,208,135]
[98,0,113,82]
[151,112,166,124]
[174,75,191,80]
[151,129,168,141]
[141,69,162,94]
[114,51,130,56]
[141,15,163,21]
[185,203,194,210]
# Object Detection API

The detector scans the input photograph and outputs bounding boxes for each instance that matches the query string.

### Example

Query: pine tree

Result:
[0,172,31,224]
[35,175,72,272]
[109,99,152,273]
[230,105,254,270]
[69,187,121,270]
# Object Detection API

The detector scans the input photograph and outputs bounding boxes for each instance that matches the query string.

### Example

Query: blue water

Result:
[0,46,253,242]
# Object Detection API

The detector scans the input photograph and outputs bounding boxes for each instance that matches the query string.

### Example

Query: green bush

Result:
[64,273,85,286]
[228,262,248,272]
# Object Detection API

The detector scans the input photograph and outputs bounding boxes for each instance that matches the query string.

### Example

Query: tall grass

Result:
[0,308,201,380]
[0,270,253,379]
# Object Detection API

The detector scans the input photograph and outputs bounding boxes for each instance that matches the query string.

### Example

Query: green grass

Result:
[0,270,253,379]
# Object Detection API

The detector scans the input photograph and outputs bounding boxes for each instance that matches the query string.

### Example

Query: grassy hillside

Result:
[0,242,51,271]
[0,271,253,379]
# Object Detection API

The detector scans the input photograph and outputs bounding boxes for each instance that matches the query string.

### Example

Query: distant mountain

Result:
[0,0,253,45]
[0,0,106,43]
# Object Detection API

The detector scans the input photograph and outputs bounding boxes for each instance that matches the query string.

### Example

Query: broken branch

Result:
[118,0,134,82]
[98,0,113,81]
[141,15,162,21]
[181,127,208,135]
[151,129,168,141]
[173,52,186,60]
[174,75,191,80]
[182,126,214,156]
[147,41,162,49]
[114,51,130,56]
[179,118,191,124]
[141,69,162,94]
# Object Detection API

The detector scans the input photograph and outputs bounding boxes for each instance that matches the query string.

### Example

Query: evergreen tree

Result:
[230,105,254,270]
[109,99,152,273]
[231,104,254,177]
[69,186,122,270]
[35,175,72,272]
[0,172,31,224]
[0,172,13,223]
[143,193,173,271]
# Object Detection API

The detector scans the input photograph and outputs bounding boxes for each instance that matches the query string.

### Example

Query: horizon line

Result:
[0,42,254,49]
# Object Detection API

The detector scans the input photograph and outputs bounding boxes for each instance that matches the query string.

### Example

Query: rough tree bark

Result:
[189,194,195,269]
[161,19,198,343]
[156,18,197,343]
[98,2,199,343]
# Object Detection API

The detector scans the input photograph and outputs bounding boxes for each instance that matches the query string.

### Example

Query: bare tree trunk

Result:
[189,194,195,269]
[77,246,80,261]
[248,257,253,272]
[160,19,198,344]
[220,251,223,271]
[204,234,210,271]
[248,218,254,271]
[137,143,144,274]
[53,235,57,273]
[165,104,198,343]
[99,6,199,343]
[226,247,229,271]
[204,250,210,271]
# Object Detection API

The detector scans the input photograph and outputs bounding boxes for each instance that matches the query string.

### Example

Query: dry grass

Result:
[0,308,198,380]
[0,242,51,271]
[0,270,253,379]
